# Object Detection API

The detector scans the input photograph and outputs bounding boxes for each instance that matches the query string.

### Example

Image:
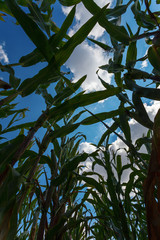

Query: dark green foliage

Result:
[0,0,159,239]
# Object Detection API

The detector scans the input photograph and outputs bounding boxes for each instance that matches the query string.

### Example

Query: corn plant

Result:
[1,0,160,239]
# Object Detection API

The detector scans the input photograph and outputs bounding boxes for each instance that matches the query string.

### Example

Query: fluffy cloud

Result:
[141,49,148,69]
[62,1,113,92]
[65,40,112,92]
[79,142,97,154]
[141,59,148,69]
[61,1,114,92]
[0,43,9,64]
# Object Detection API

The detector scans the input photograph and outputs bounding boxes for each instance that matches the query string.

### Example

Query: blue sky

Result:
[0,0,160,181]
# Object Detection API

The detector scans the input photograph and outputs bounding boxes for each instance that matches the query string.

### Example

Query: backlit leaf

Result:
[49,87,121,119]
[132,92,153,129]
[82,0,130,45]
[126,42,137,68]
[6,0,53,61]
[148,46,160,71]
[55,5,107,66]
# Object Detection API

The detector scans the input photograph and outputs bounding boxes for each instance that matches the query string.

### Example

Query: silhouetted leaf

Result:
[59,0,81,6]
[18,64,60,96]
[126,42,137,68]
[76,174,104,194]
[55,5,107,66]
[88,37,112,51]
[132,92,153,129]
[6,0,53,61]
[119,103,131,142]
[51,153,89,186]
[49,87,121,119]
[82,0,130,44]
[148,46,160,71]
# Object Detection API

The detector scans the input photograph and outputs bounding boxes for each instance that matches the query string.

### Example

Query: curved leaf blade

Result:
[6,0,53,61]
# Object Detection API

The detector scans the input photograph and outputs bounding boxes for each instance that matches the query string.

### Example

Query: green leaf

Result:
[40,0,56,12]
[76,174,104,194]
[105,153,120,218]
[100,59,125,73]
[124,172,135,213]
[53,75,86,105]
[126,23,133,37]
[6,110,26,129]
[135,136,152,152]
[55,5,107,66]
[116,155,122,177]
[105,4,128,19]
[50,6,76,51]
[0,1,13,17]
[49,122,81,139]
[46,204,82,239]
[58,0,81,6]
[18,64,60,96]
[9,74,20,89]
[6,0,53,61]
[0,107,26,119]
[131,2,155,30]
[52,138,61,159]
[126,42,137,68]
[19,48,44,67]
[82,0,130,45]
[81,109,125,125]
[49,87,121,119]
[68,110,86,124]
[125,75,160,100]
[98,121,118,147]
[1,121,35,134]
[148,46,160,71]
[28,1,50,35]
[126,68,154,80]
[132,92,153,129]
[87,37,112,51]
[100,78,132,105]
[51,153,89,186]
[0,135,25,173]
[119,103,131,142]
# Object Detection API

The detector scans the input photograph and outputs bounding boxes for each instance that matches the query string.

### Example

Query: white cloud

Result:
[0,43,9,64]
[79,142,97,153]
[141,49,148,69]
[141,59,148,69]
[61,1,114,92]
[65,40,112,92]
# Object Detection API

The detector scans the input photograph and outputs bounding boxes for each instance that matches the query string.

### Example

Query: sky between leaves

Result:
[0,0,160,182]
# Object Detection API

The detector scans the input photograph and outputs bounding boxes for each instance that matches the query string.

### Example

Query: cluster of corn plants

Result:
[1,0,160,239]
[0,0,122,239]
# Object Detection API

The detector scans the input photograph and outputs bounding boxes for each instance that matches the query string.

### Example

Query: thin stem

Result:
[11,110,49,167]
[37,184,55,240]
[0,110,49,187]
[145,0,160,30]
[0,93,18,107]
[131,30,159,42]
[0,62,21,68]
